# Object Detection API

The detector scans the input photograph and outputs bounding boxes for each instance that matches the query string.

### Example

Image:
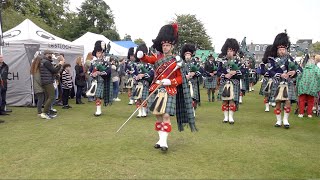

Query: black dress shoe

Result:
[284,124,290,129]
[154,144,161,149]
[94,113,101,117]
[62,106,69,109]
[274,124,281,127]
[229,121,234,125]
[67,105,72,108]
[161,147,168,151]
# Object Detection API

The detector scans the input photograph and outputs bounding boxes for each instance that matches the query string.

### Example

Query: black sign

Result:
[3,30,21,39]
[36,30,55,40]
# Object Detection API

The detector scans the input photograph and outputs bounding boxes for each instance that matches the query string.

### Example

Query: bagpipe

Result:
[86,56,111,97]
[292,45,309,67]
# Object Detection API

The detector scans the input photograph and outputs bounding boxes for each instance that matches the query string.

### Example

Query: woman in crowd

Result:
[75,57,86,104]
[30,56,45,116]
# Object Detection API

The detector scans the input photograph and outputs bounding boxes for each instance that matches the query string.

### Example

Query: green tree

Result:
[78,0,116,33]
[134,38,145,45]
[101,29,120,41]
[122,34,132,41]
[7,0,69,27]
[174,14,213,51]
[310,41,320,54]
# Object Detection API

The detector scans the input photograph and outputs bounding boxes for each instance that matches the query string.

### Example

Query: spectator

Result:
[84,52,94,102]
[55,53,65,106]
[297,59,320,118]
[315,54,320,68]
[111,57,121,101]
[118,58,127,93]
[61,64,73,109]
[0,54,10,115]
[40,50,64,119]
[75,56,86,104]
[30,56,45,116]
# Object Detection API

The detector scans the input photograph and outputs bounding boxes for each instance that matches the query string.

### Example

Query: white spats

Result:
[223,110,229,123]
[283,112,290,126]
[275,114,282,126]
[265,103,270,112]
[239,96,243,104]
[141,107,147,117]
[95,105,102,116]
[160,131,169,148]
[228,110,234,123]
[156,131,162,146]
[137,108,142,118]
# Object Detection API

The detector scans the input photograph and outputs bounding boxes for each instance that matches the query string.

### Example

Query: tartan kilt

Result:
[273,80,297,101]
[204,76,217,89]
[249,73,256,84]
[270,80,279,99]
[95,77,105,99]
[190,78,199,101]
[133,80,150,101]
[148,88,176,116]
[259,77,268,96]
[218,79,240,102]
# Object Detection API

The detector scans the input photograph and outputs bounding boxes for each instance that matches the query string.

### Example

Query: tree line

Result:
[1,0,215,50]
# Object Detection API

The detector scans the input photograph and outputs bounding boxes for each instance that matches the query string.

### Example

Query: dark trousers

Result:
[62,89,70,106]
[76,85,83,102]
[42,84,55,114]
[36,92,45,114]
[113,81,119,98]
[0,89,6,111]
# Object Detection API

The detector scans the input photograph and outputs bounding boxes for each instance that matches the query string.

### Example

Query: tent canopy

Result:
[73,32,129,57]
[2,19,84,106]
[3,19,84,54]
[113,41,138,49]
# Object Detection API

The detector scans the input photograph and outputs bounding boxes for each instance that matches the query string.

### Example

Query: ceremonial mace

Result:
[116,55,183,133]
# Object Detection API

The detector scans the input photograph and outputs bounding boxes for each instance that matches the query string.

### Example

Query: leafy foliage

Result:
[310,41,320,54]
[174,14,213,51]
[1,0,120,41]
[134,38,145,45]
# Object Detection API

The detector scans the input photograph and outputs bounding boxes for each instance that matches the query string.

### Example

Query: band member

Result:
[132,44,154,118]
[248,61,257,92]
[126,48,136,105]
[136,23,196,152]
[217,38,243,124]
[259,45,274,112]
[204,54,218,102]
[181,43,201,116]
[238,53,248,104]
[89,40,113,116]
[270,33,302,128]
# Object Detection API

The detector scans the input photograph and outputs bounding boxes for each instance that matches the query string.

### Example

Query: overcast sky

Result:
[69,0,320,52]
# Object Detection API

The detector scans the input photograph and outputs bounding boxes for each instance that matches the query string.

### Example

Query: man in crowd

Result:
[40,50,65,119]
[0,54,10,116]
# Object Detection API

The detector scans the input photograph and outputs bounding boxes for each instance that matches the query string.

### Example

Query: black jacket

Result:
[0,62,9,89]
[40,57,62,86]
[75,64,86,87]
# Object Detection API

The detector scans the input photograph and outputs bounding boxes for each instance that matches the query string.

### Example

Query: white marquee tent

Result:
[73,32,129,58]
[2,19,84,106]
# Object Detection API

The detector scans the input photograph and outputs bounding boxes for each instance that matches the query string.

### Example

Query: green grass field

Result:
[1,84,320,179]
